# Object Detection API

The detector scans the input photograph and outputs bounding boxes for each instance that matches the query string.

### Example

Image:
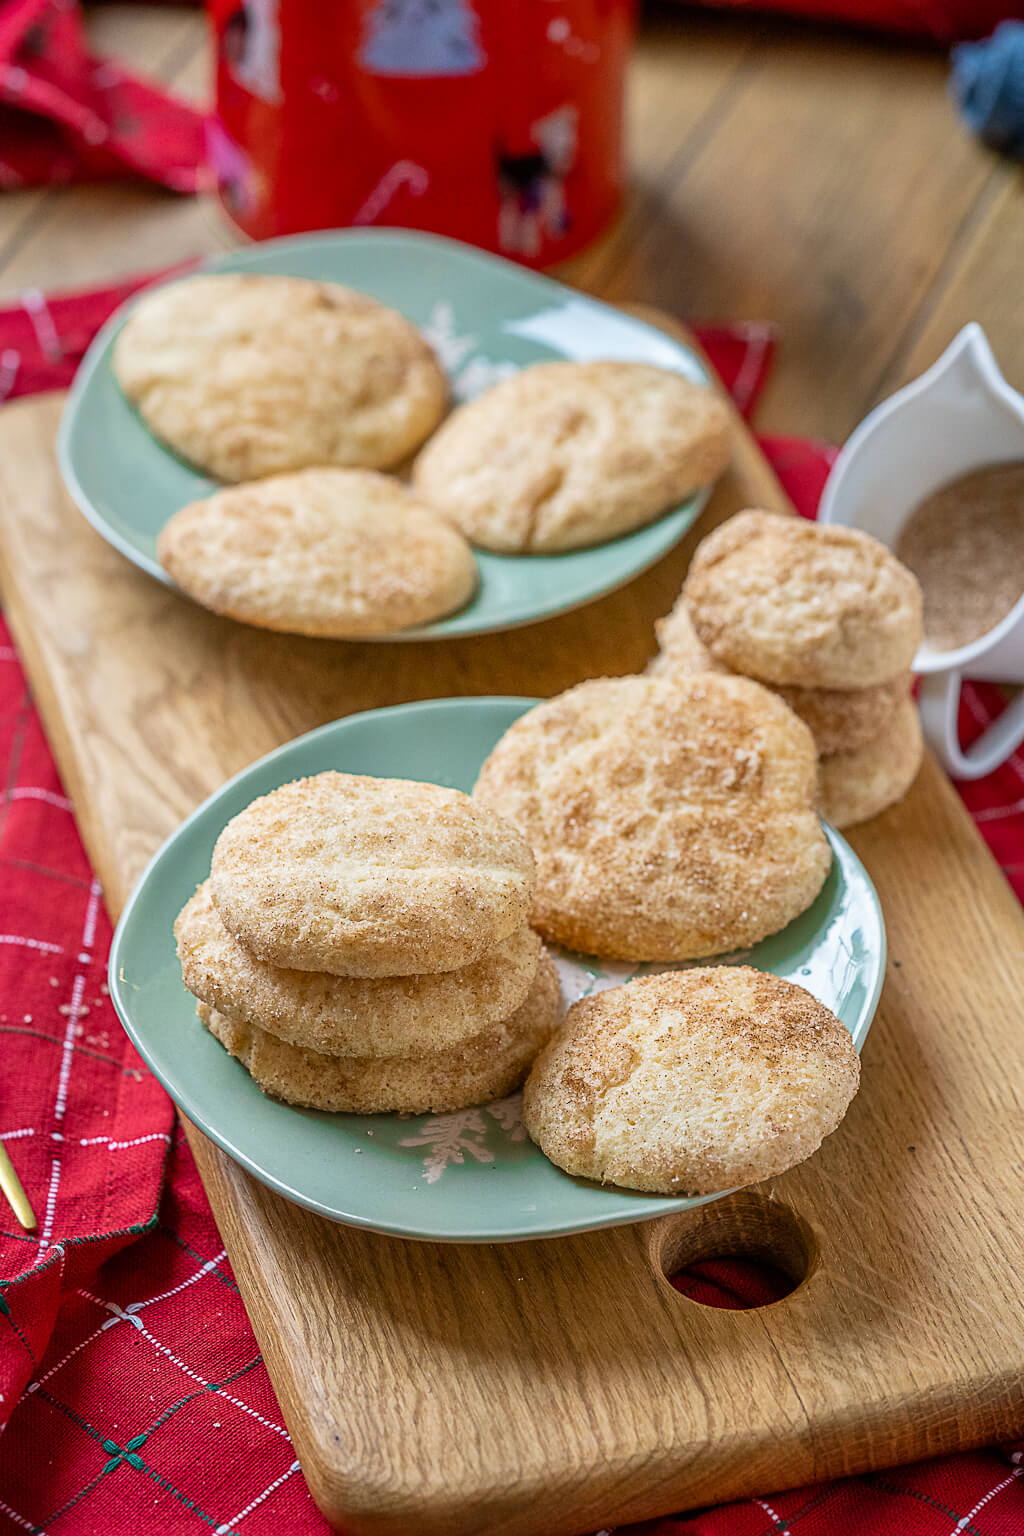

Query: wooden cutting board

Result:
[1,317,1022,1536]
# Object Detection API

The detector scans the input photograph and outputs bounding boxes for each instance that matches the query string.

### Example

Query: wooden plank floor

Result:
[1,3,1020,441]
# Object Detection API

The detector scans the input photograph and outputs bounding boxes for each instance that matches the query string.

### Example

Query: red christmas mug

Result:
[206,0,635,265]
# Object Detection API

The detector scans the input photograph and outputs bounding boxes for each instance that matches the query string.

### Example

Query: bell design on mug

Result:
[358,0,487,78]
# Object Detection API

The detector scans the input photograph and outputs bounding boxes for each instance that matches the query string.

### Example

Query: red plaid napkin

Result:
[0,275,1022,1536]
[0,0,205,192]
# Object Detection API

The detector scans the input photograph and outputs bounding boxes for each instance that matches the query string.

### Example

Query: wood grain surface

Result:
[0,339,1022,1532]
[2,5,1024,1530]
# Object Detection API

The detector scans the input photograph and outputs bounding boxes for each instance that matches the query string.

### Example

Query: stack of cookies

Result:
[173,772,562,1115]
[652,509,924,827]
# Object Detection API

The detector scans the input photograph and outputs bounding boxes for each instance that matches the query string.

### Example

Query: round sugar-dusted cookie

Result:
[210,772,535,978]
[114,273,446,480]
[412,360,730,553]
[175,880,541,1058]
[156,468,477,637]
[683,509,922,689]
[818,696,923,829]
[474,674,831,961]
[524,967,860,1194]
[199,947,562,1115]
[653,597,912,755]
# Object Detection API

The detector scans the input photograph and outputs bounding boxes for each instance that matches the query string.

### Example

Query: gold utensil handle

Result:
[0,1143,36,1232]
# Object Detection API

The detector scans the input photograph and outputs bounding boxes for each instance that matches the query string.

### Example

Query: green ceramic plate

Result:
[110,697,885,1245]
[57,229,717,640]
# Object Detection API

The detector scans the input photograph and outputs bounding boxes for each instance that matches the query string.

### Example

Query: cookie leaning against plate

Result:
[524,968,859,1194]
[412,360,730,553]
[683,509,922,689]
[818,696,923,829]
[156,468,477,638]
[474,675,831,961]
[113,273,447,480]
[175,881,542,1057]
[653,599,912,755]
[210,772,535,978]
[198,946,561,1115]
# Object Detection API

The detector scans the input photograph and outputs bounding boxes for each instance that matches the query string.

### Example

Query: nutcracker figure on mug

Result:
[207,0,634,265]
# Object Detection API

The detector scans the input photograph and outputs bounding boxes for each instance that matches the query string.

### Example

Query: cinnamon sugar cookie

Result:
[199,946,561,1115]
[176,880,541,1057]
[818,696,923,828]
[412,360,730,552]
[114,273,446,480]
[654,598,912,754]
[474,675,830,961]
[683,509,922,689]
[157,468,477,637]
[210,773,535,977]
[524,967,859,1194]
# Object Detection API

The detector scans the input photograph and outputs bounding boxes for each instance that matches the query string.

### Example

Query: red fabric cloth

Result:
[0,0,205,192]
[0,277,1022,1535]
[683,1,1021,43]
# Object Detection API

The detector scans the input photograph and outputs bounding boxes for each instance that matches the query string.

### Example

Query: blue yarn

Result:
[951,20,1024,161]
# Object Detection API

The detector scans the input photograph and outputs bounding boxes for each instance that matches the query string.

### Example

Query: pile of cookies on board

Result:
[114,272,731,637]
[174,773,563,1116]
[650,509,924,828]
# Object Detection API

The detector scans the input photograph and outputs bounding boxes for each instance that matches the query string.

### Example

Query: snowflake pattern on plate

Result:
[420,300,519,401]
[399,947,758,1181]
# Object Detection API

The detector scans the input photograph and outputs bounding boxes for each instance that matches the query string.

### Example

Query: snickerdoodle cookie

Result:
[523,967,859,1194]
[156,468,476,637]
[473,675,830,961]
[653,598,912,755]
[114,273,446,480]
[818,696,923,828]
[412,360,730,553]
[175,880,541,1057]
[210,773,535,977]
[683,510,922,689]
[199,946,561,1115]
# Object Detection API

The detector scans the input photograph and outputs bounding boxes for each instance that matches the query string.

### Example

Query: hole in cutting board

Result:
[649,1189,818,1311]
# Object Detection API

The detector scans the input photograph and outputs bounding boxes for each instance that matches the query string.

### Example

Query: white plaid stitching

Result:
[21,289,62,365]
[0,1494,39,1532]
[0,349,19,404]
[75,1286,289,1439]
[730,322,774,411]
[755,1497,793,1534]
[0,934,63,953]
[36,880,101,1253]
[972,798,1024,822]
[133,1322,290,1438]
[947,1467,1023,1533]
[214,1458,302,1533]
[0,1127,34,1141]
[26,1319,111,1393]
[3,787,72,811]
[78,1132,172,1151]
